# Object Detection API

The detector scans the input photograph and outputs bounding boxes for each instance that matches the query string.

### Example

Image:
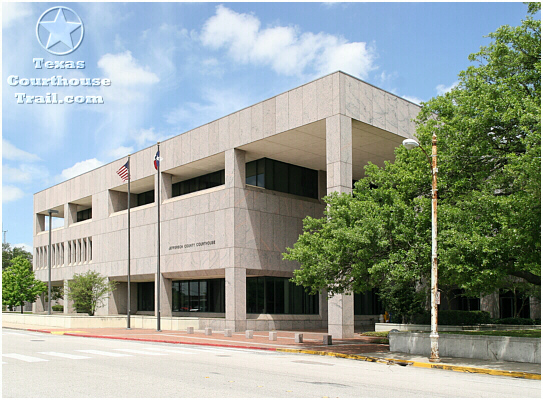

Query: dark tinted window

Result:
[172,278,225,313]
[137,282,155,311]
[172,170,225,197]
[76,208,92,222]
[246,158,318,199]
[137,190,154,206]
[246,276,319,314]
[354,289,383,315]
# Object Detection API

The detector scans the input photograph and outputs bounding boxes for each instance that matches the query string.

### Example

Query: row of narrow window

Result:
[35,237,92,269]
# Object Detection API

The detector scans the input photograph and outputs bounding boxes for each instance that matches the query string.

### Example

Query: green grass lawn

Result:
[359,331,389,337]
[441,330,541,338]
[360,330,541,339]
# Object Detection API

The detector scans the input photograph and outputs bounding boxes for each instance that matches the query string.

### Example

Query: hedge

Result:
[52,305,64,312]
[413,310,492,325]
[493,317,536,325]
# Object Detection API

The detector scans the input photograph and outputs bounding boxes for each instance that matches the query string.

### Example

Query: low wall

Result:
[1,313,225,330]
[389,332,541,364]
[2,313,327,331]
[376,323,541,332]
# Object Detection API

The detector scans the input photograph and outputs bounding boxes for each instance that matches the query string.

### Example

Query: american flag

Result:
[116,161,129,181]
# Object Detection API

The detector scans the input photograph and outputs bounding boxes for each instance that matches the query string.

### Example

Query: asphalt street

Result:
[2,328,541,398]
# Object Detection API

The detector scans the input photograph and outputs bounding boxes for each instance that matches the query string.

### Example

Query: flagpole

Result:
[156,143,161,332]
[127,156,131,329]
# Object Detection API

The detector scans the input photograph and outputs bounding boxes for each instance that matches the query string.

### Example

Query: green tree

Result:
[67,271,117,316]
[284,5,540,319]
[2,256,47,313]
[2,242,33,270]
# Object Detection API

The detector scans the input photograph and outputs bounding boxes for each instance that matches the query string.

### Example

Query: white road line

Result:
[76,350,132,357]
[113,349,169,356]
[142,347,197,354]
[38,352,91,360]
[2,332,38,336]
[176,346,226,354]
[3,353,49,363]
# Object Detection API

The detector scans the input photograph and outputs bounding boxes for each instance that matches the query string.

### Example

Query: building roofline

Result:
[34,71,422,196]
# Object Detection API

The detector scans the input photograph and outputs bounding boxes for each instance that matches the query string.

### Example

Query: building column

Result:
[326,114,354,339]
[65,203,76,227]
[225,267,246,331]
[480,292,500,319]
[33,293,45,313]
[529,297,541,321]
[225,148,247,331]
[63,279,74,314]
[35,213,45,235]
[158,274,172,317]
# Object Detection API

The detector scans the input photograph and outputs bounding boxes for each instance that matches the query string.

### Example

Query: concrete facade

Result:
[33,72,420,337]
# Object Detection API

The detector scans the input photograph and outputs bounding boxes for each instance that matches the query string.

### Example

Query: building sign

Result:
[169,240,216,251]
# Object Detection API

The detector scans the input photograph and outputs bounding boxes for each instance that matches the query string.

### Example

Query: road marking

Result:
[114,349,169,356]
[2,353,49,363]
[38,352,91,360]
[175,346,227,354]
[143,347,197,354]
[76,350,131,357]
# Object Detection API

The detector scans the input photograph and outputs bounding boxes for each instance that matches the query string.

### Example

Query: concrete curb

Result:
[6,326,540,380]
[276,349,542,380]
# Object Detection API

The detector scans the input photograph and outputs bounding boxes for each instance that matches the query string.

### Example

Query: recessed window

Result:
[172,278,225,313]
[246,158,318,199]
[246,276,319,314]
[354,289,383,315]
[137,190,154,206]
[76,208,92,222]
[137,282,155,312]
[172,170,225,197]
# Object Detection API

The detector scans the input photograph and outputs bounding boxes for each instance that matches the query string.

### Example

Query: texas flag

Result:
[154,151,162,170]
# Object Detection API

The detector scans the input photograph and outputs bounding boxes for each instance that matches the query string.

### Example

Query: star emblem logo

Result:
[36,7,84,55]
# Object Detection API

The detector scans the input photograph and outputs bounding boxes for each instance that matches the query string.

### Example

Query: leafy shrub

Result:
[412,310,492,325]
[493,317,536,325]
[52,305,63,312]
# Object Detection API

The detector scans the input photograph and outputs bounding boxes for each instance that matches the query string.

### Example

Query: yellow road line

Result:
[275,349,541,380]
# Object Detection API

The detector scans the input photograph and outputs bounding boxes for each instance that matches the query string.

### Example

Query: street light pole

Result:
[429,134,440,363]
[402,134,440,362]
[47,209,59,316]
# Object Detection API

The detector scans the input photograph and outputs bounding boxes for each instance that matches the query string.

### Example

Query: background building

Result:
[33,71,422,337]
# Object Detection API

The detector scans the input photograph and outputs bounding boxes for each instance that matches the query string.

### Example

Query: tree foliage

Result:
[2,256,47,313]
[66,271,117,316]
[2,243,33,270]
[284,5,540,319]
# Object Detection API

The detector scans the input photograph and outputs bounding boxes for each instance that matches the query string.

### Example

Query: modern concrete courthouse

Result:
[33,71,422,338]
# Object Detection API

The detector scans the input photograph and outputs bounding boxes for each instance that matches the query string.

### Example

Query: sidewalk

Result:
[3,321,540,380]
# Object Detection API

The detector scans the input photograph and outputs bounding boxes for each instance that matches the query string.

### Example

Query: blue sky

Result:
[1,1,534,251]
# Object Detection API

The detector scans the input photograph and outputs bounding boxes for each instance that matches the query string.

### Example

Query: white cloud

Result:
[2,164,48,184]
[200,5,376,79]
[402,95,423,105]
[2,186,24,203]
[2,2,33,29]
[436,81,458,96]
[60,159,104,180]
[97,51,160,86]
[165,87,251,128]
[2,139,40,162]
[13,243,32,253]
[108,146,134,160]
[133,127,160,147]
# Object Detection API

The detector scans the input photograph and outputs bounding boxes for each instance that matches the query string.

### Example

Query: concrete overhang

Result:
[110,176,155,194]
[238,119,405,181]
